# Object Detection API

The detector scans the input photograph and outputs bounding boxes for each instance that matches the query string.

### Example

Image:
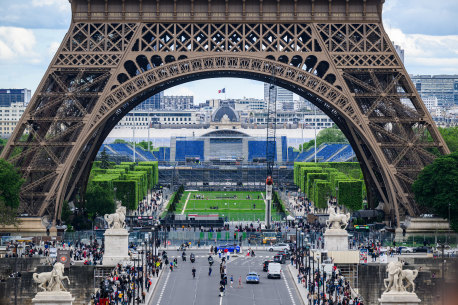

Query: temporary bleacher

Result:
[315,143,347,161]
[327,145,355,162]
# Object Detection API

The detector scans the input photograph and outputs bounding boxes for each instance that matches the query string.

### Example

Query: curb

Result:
[143,268,165,305]
[286,265,307,305]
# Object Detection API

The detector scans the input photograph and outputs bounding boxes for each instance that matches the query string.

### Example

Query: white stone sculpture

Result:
[104,206,126,229]
[33,263,70,292]
[326,206,350,230]
[384,261,419,293]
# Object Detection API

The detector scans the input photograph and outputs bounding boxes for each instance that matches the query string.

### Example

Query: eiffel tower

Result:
[0,0,449,227]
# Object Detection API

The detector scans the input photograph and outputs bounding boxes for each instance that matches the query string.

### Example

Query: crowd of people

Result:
[133,190,163,217]
[91,254,163,305]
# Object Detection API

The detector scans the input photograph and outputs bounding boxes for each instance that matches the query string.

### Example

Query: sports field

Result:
[172,191,284,221]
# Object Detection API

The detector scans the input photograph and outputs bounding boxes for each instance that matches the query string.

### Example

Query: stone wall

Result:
[357,258,457,305]
[0,264,95,305]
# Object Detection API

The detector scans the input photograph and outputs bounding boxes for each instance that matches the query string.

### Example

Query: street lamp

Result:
[301,232,305,266]
[295,225,299,269]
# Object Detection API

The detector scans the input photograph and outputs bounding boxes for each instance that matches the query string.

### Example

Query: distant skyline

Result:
[0,0,457,103]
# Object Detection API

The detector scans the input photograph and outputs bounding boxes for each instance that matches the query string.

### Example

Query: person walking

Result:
[238,275,242,288]
[192,267,196,279]
[230,275,234,288]
[209,266,212,276]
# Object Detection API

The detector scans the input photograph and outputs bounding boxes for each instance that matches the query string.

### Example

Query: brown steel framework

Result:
[1,0,449,226]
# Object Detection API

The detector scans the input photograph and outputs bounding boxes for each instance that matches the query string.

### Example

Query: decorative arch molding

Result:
[0,0,449,226]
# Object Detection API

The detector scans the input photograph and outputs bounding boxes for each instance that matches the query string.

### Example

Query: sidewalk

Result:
[287,264,308,305]
[142,268,164,305]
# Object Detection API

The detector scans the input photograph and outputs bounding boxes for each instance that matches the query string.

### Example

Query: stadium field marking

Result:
[181,192,192,215]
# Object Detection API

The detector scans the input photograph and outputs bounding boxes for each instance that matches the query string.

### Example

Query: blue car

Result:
[217,244,241,253]
[246,272,260,284]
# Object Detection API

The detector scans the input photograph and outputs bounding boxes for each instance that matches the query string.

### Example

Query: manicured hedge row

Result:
[88,161,159,211]
[294,162,364,211]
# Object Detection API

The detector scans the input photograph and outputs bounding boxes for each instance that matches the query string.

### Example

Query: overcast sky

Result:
[0,0,457,103]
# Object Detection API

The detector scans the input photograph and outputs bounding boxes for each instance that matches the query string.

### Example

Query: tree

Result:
[0,138,7,154]
[100,147,110,169]
[412,151,458,231]
[138,141,153,151]
[0,159,24,226]
[302,126,348,151]
[61,200,72,224]
[299,144,303,152]
[426,126,458,156]
[85,183,115,220]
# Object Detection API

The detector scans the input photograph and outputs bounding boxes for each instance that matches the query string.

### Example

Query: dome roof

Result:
[211,106,239,122]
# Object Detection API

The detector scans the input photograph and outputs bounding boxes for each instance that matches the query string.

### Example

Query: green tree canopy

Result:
[0,159,24,226]
[137,141,153,151]
[100,147,110,169]
[302,126,348,151]
[412,151,458,231]
[85,183,115,220]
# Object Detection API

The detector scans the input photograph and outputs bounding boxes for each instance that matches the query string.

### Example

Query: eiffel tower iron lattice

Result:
[0,0,449,226]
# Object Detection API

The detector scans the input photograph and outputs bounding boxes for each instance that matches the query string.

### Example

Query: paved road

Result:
[150,250,302,305]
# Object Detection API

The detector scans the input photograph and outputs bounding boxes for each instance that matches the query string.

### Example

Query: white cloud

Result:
[48,41,61,57]
[31,0,69,12]
[386,27,458,74]
[0,27,38,62]
[164,87,197,98]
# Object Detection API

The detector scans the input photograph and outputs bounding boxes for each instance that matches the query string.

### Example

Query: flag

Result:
[218,88,226,94]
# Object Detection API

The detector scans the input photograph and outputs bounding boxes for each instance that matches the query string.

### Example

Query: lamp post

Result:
[295,225,299,269]
[301,232,305,266]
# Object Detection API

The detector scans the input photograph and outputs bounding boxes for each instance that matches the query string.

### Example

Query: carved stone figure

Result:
[326,206,350,230]
[33,263,70,292]
[384,261,419,293]
[104,206,126,229]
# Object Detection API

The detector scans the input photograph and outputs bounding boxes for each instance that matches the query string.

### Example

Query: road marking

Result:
[283,269,296,305]
[219,294,223,305]
[181,192,192,214]
[156,270,171,305]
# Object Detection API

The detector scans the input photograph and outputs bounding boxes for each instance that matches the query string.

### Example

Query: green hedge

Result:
[337,180,363,211]
[306,173,328,197]
[300,167,322,193]
[113,180,139,210]
[314,180,331,209]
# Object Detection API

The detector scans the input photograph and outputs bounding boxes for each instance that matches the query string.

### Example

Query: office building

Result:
[162,95,194,110]
[393,43,405,64]
[0,89,31,107]
[411,75,458,107]
[0,102,26,138]
[135,92,163,110]
[264,83,293,111]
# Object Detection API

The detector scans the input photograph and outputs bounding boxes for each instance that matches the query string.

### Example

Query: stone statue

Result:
[33,263,70,292]
[326,206,350,230]
[104,206,126,229]
[384,261,419,293]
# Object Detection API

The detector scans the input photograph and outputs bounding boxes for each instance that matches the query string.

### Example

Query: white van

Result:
[267,262,282,279]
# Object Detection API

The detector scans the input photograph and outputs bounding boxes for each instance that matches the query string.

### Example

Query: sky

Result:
[0,0,457,103]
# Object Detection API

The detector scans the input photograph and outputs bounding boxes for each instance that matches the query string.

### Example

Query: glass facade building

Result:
[410,75,458,107]
[0,89,31,107]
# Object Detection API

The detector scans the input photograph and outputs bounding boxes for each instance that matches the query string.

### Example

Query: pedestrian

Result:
[230,275,234,288]
[192,267,196,279]
[238,275,242,288]
[209,266,212,276]
[219,284,225,297]
[218,249,222,258]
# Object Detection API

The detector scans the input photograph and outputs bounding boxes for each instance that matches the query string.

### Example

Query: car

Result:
[413,246,431,253]
[263,260,273,272]
[277,250,291,259]
[246,272,260,284]
[273,254,286,264]
[217,244,241,253]
[268,243,290,252]
[398,246,413,254]
[267,262,282,279]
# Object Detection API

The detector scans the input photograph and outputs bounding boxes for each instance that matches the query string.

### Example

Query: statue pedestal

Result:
[379,292,421,305]
[103,228,129,266]
[32,291,74,305]
[324,229,348,251]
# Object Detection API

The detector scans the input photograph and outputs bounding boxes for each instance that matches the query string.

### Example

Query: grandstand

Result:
[97,130,355,163]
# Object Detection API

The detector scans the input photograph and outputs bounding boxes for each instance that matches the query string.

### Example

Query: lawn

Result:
[171,191,284,221]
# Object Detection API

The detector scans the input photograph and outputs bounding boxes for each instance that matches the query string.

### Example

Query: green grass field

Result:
[172,191,284,221]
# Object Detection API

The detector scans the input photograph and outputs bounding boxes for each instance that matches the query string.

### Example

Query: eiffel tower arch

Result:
[1,0,449,226]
